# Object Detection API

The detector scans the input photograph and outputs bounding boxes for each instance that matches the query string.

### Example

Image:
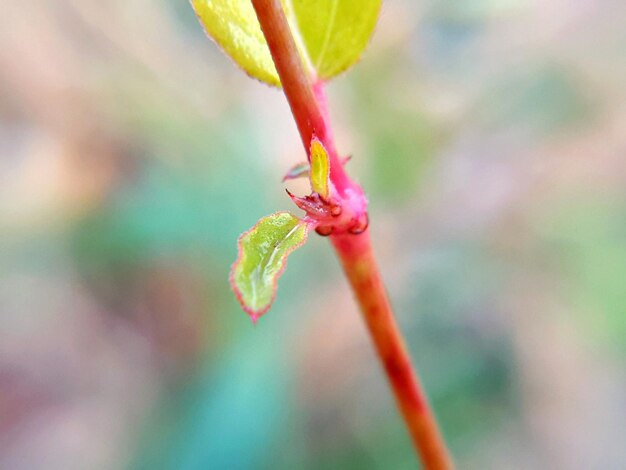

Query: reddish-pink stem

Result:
[250,0,350,194]
[251,0,452,467]
[331,232,452,469]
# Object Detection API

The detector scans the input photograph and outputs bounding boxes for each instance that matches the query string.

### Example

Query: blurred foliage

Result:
[1,0,625,469]
[534,193,626,352]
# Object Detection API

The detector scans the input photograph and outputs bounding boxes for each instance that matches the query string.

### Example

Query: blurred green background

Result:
[1,1,625,469]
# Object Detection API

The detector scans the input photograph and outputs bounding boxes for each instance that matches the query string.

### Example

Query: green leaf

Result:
[282,161,310,181]
[191,0,382,86]
[230,212,310,322]
[309,138,330,199]
[290,0,382,79]
[191,0,280,86]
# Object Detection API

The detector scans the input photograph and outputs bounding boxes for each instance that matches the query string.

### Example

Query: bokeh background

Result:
[1,1,625,469]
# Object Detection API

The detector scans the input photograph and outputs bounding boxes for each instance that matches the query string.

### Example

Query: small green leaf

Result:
[192,0,382,86]
[309,138,330,199]
[282,161,310,181]
[231,212,310,322]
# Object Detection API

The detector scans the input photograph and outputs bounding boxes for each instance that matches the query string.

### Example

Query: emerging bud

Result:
[284,138,369,237]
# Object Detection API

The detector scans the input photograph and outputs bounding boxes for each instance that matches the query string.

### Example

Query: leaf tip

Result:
[282,161,310,182]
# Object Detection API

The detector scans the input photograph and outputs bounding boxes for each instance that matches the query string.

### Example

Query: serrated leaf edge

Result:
[229,212,312,323]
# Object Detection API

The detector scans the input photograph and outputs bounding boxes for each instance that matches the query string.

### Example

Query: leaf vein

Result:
[315,0,339,70]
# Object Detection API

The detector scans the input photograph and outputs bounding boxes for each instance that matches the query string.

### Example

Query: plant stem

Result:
[331,232,452,469]
[251,0,452,467]
[250,0,351,194]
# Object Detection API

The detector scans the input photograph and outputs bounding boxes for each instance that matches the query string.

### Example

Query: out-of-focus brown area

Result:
[1,1,625,469]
